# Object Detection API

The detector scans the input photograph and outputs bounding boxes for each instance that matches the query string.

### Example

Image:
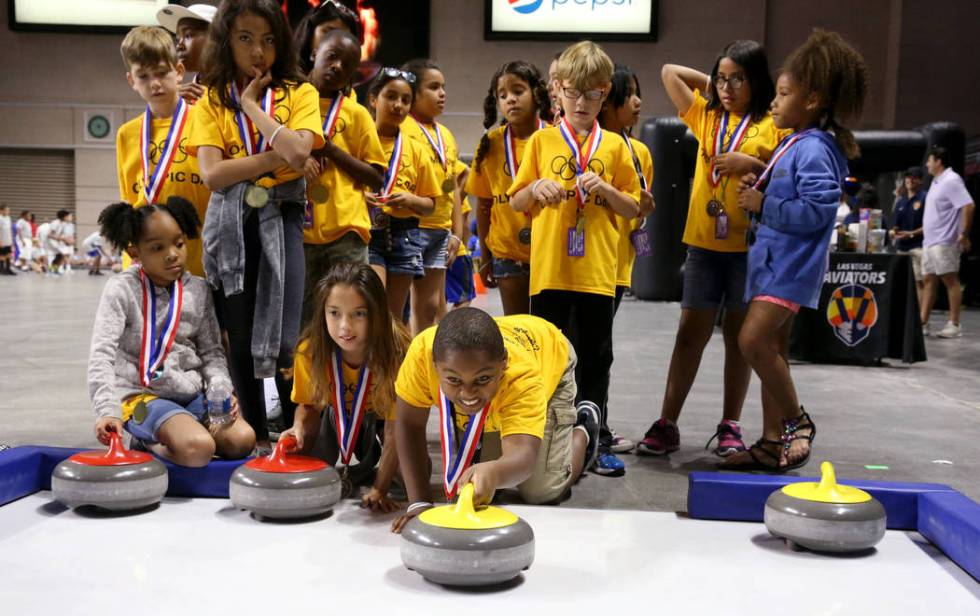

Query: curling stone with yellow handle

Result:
[400,483,535,586]
[764,461,886,552]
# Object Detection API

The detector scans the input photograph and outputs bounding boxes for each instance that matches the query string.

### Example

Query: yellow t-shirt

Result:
[377,132,442,219]
[401,115,460,230]
[394,315,569,439]
[616,136,654,286]
[507,126,641,298]
[681,90,788,252]
[291,340,393,420]
[115,105,210,277]
[304,97,387,245]
[187,82,325,187]
[466,124,533,264]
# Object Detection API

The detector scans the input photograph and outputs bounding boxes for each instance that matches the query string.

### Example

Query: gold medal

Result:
[133,399,148,424]
[706,199,724,217]
[245,184,270,208]
[310,183,329,203]
[518,227,532,245]
[441,175,455,194]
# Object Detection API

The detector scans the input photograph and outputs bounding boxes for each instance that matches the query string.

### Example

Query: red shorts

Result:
[752,295,800,314]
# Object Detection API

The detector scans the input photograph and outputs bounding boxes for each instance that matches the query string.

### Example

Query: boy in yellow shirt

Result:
[391,308,599,532]
[300,30,386,327]
[508,41,641,477]
[116,26,210,276]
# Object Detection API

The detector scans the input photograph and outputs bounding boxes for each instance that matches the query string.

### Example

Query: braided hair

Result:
[98,197,200,252]
[473,61,550,173]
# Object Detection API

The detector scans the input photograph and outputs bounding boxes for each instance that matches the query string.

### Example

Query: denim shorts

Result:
[492,257,530,279]
[446,254,476,305]
[124,394,207,444]
[418,228,450,269]
[368,226,424,278]
[681,246,748,311]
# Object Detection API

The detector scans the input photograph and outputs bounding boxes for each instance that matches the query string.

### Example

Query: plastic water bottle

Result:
[207,382,233,426]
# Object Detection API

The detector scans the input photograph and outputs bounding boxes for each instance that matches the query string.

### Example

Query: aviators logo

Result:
[826,284,878,347]
[509,0,544,14]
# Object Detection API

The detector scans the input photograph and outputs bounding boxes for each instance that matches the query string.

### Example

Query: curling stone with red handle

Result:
[51,431,168,511]
[229,434,341,520]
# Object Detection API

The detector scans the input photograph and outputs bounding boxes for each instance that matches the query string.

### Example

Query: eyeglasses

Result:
[561,87,604,101]
[381,67,416,84]
[713,74,746,91]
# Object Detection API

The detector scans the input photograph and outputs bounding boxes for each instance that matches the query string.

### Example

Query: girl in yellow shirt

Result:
[285,261,410,510]
[189,0,323,451]
[638,40,783,459]
[466,60,551,315]
[365,68,440,318]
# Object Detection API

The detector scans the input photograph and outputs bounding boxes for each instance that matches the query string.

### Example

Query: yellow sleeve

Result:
[414,148,442,199]
[453,158,467,177]
[394,332,436,409]
[465,157,492,199]
[290,341,318,406]
[115,127,129,202]
[185,91,224,156]
[289,83,327,150]
[497,373,547,439]
[680,89,708,141]
[506,132,541,197]
[354,106,387,169]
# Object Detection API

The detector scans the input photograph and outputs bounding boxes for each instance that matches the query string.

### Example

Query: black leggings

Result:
[216,202,305,443]
[530,289,615,442]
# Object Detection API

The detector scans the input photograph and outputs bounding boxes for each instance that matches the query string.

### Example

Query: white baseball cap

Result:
[157,4,217,33]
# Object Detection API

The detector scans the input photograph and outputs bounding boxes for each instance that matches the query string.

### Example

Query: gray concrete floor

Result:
[2,271,978,510]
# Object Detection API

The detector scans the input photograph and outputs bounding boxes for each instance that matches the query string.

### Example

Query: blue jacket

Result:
[746,130,848,308]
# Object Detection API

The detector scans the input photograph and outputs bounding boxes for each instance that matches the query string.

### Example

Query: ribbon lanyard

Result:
[330,350,372,466]
[140,99,189,204]
[321,95,344,140]
[503,119,548,177]
[138,268,183,388]
[412,115,447,171]
[438,389,489,500]
[380,131,403,198]
[558,117,603,215]
[230,82,276,156]
[752,129,813,190]
[710,111,751,186]
[620,130,649,192]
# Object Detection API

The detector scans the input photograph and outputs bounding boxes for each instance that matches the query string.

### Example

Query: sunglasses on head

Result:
[381,67,417,84]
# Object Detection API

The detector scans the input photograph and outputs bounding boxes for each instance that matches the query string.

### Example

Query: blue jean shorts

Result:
[124,394,207,444]
[368,226,424,278]
[492,257,530,279]
[418,228,450,269]
[681,246,748,312]
[446,254,476,305]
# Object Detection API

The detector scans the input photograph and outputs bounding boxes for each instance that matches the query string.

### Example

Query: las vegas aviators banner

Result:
[826,284,879,347]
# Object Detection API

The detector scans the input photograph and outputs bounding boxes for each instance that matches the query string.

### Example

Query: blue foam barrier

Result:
[688,471,957,530]
[0,446,248,506]
[917,491,980,581]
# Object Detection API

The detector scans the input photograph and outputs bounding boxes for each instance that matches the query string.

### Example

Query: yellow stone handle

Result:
[817,461,837,491]
[454,483,477,516]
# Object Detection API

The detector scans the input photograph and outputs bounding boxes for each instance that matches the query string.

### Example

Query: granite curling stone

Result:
[401,483,535,586]
[229,434,340,520]
[765,461,886,552]
[51,431,168,511]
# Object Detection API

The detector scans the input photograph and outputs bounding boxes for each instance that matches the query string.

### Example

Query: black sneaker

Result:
[576,400,601,472]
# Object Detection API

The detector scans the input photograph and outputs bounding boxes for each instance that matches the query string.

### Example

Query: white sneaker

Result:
[937,322,962,338]
[922,323,931,337]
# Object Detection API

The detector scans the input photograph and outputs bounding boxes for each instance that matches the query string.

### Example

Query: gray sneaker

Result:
[937,321,962,338]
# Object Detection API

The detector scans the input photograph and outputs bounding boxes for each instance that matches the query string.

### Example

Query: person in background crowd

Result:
[890,166,927,298]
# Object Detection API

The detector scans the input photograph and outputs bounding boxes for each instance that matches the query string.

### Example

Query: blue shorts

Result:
[681,246,748,312]
[368,226,424,278]
[418,228,449,269]
[124,394,207,444]
[492,257,530,279]
[446,255,476,305]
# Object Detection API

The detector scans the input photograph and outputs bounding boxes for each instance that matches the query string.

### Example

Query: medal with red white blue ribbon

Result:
[137,268,183,387]
[321,94,344,140]
[752,129,813,190]
[230,82,276,156]
[503,119,548,178]
[438,389,489,500]
[330,350,372,466]
[558,117,603,217]
[379,130,403,198]
[710,111,751,186]
[412,115,447,171]
[140,98,189,204]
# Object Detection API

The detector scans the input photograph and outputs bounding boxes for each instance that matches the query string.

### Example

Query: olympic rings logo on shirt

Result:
[550,155,605,180]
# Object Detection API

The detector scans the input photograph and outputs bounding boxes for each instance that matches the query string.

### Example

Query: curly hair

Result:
[473,61,550,173]
[199,0,307,111]
[782,29,868,159]
[98,197,201,252]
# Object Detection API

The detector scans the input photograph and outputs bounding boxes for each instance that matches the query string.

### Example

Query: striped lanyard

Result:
[438,390,489,500]
[137,268,183,387]
[503,119,548,177]
[140,98,189,204]
[379,131,403,198]
[752,129,814,190]
[321,94,344,140]
[710,111,751,186]
[330,350,372,466]
[557,117,603,213]
[412,115,447,171]
[230,82,276,156]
